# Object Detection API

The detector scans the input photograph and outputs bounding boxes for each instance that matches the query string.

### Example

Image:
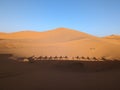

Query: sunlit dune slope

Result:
[0,28,120,60]
[0,28,97,42]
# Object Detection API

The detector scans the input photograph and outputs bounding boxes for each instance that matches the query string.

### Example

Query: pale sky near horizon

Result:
[0,0,120,36]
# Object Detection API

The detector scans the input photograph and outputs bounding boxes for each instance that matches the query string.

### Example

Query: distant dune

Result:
[0,28,120,60]
[102,35,120,45]
[104,35,120,39]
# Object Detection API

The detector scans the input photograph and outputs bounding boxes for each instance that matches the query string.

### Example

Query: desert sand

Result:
[0,28,120,90]
[0,28,120,60]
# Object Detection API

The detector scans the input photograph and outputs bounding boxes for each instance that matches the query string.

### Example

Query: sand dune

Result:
[104,35,120,39]
[0,28,120,60]
[0,28,97,42]
[102,35,120,45]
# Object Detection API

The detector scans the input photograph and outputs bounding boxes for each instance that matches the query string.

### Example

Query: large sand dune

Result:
[0,28,120,60]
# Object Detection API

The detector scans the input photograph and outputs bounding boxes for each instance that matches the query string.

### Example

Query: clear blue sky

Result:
[0,0,120,36]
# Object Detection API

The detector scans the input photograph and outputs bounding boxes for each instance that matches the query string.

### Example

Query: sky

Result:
[0,0,120,36]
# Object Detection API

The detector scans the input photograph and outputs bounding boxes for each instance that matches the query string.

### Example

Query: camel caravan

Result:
[13,55,111,63]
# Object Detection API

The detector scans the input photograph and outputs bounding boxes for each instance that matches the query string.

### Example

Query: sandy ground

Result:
[0,55,120,90]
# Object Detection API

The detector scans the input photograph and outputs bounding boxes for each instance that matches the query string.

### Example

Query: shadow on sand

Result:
[0,54,23,79]
[0,54,120,90]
